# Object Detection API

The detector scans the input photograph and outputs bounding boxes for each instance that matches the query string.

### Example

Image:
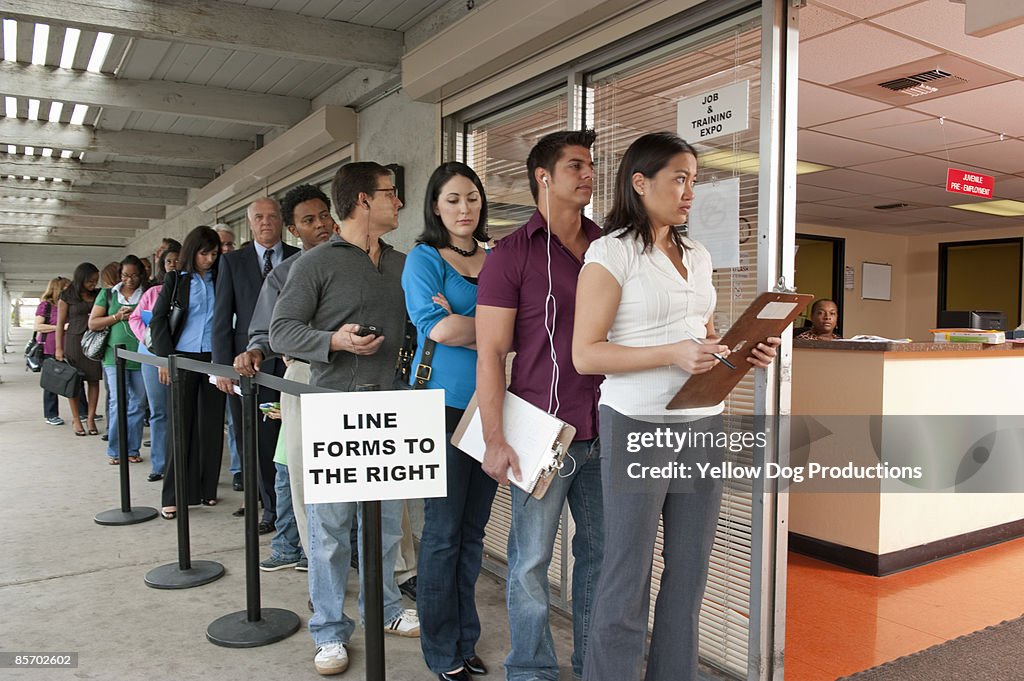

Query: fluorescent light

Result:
[37,176,45,181]
[48,101,64,121]
[4,96,16,118]
[60,150,73,158]
[70,104,88,125]
[27,99,40,121]
[55,177,64,183]
[2,20,16,62]
[697,149,831,176]
[59,27,80,69]
[22,175,30,180]
[42,147,53,157]
[32,23,49,65]
[24,146,34,155]
[6,145,15,154]
[797,160,832,175]
[950,200,1024,217]
[86,32,113,73]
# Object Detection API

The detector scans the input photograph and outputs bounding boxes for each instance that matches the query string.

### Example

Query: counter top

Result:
[794,339,1024,353]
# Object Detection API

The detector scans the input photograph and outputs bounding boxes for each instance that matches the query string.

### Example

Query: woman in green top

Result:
[88,255,148,464]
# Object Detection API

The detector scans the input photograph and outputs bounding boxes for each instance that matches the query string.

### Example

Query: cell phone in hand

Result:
[355,325,382,337]
[258,402,280,414]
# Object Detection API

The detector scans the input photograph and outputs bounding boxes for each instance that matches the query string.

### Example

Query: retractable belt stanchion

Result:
[207,372,300,647]
[96,344,158,525]
[145,353,225,589]
[362,500,386,681]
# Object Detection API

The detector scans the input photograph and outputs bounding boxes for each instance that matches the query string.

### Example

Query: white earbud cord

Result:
[543,182,561,417]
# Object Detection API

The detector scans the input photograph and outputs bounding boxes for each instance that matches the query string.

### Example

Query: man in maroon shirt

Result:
[476,130,604,681]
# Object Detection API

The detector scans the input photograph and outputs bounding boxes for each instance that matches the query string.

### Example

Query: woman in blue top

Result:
[88,254,148,465]
[403,162,496,681]
[149,226,226,520]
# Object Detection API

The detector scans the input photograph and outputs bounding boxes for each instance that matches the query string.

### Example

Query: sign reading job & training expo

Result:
[301,389,447,503]
[677,80,749,143]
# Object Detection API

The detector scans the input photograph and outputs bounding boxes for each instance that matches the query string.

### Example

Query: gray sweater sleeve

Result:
[269,258,335,364]
[246,255,295,359]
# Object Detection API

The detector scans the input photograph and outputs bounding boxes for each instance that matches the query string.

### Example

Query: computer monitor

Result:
[938,310,1007,331]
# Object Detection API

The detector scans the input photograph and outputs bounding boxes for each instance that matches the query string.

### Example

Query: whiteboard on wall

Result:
[862,262,891,301]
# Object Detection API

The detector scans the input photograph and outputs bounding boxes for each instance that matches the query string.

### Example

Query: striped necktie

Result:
[262,248,273,279]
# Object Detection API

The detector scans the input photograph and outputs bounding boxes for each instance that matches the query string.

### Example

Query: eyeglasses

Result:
[368,186,398,200]
[121,273,141,280]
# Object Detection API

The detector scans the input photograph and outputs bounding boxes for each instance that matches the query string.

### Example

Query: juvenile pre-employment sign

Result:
[301,389,447,503]
[946,168,994,198]
[677,80,749,143]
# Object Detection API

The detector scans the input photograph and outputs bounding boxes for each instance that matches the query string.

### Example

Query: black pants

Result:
[161,352,226,507]
[41,354,59,419]
[227,383,282,523]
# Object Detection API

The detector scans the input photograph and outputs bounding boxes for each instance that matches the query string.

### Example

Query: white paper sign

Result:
[677,80,749,142]
[688,176,741,269]
[300,389,447,503]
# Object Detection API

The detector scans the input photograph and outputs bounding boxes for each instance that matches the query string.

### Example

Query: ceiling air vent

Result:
[877,69,965,97]
[875,202,911,211]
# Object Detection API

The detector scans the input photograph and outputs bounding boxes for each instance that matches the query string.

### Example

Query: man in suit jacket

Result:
[213,197,300,532]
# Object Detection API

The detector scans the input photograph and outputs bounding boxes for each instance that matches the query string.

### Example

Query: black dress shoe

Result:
[146,473,163,482]
[463,656,487,675]
[232,506,245,517]
[438,670,471,681]
[257,520,275,535]
[232,472,243,491]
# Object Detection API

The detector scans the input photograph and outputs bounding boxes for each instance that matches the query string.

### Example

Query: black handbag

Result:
[145,273,187,353]
[40,357,82,398]
[25,336,44,372]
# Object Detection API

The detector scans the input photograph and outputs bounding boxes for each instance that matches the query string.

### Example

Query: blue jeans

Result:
[269,462,304,561]
[419,437,498,673]
[140,362,168,475]
[226,402,241,475]
[307,499,405,647]
[103,366,145,460]
[506,439,604,681]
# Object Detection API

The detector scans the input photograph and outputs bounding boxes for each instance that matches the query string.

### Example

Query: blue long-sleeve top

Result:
[401,244,481,410]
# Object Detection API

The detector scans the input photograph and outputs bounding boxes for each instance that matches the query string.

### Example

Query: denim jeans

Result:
[226,402,241,476]
[140,362,168,475]
[418,437,498,673]
[505,439,604,681]
[269,462,304,561]
[103,366,145,460]
[307,499,405,647]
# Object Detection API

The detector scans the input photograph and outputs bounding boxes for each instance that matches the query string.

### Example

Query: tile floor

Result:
[784,536,1024,680]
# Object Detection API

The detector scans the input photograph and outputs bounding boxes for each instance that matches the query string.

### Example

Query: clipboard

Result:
[667,291,813,409]
[452,391,576,500]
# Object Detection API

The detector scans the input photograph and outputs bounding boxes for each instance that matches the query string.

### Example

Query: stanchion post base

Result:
[206,608,301,648]
[95,507,159,526]
[144,560,225,590]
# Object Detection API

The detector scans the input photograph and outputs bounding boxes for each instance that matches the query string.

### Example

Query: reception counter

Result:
[789,339,1024,574]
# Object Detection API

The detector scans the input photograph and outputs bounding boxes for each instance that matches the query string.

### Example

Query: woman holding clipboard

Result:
[572,132,779,681]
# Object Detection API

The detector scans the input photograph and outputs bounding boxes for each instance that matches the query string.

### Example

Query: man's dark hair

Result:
[418,162,489,248]
[331,162,392,221]
[179,225,221,276]
[281,184,332,226]
[525,129,597,201]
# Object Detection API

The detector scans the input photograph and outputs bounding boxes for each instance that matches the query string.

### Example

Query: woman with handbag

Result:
[129,242,181,482]
[55,263,103,437]
[573,133,780,681]
[403,162,496,681]
[89,255,148,465]
[34,276,71,426]
[149,226,225,520]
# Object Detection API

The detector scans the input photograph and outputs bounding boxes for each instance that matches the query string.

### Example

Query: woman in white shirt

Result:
[573,132,778,681]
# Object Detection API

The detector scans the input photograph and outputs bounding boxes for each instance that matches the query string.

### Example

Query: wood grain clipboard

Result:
[666,291,813,409]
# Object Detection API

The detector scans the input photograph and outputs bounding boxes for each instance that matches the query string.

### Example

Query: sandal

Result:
[74,425,87,437]
[160,507,177,520]
[201,499,217,507]
[128,455,143,464]
[87,428,99,436]
[108,458,119,465]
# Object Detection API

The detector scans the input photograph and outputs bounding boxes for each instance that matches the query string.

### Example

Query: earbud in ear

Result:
[542,176,548,186]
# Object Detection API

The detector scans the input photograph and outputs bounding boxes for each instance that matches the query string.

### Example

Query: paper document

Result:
[208,374,242,395]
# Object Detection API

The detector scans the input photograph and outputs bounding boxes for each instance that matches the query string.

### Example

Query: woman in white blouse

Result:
[573,132,779,681]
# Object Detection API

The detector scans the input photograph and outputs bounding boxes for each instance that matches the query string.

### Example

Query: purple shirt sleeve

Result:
[476,240,521,310]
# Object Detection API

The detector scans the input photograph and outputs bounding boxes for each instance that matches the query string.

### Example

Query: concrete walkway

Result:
[0,328,574,681]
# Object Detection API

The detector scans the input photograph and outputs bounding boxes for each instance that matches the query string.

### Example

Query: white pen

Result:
[684,331,736,369]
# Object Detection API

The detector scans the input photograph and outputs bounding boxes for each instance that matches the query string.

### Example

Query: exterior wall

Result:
[124,197,213,262]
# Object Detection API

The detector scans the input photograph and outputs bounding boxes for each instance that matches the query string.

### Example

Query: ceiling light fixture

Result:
[60,150,73,158]
[86,32,114,73]
[6,145,15,154]
[48,102,64,121]
[950,200,1024,217]
[31,23,49,65]
[4,96,16,118]
[698,149,831,176]
[59,27,81,69]
[70,104,88,125]
[27,99,40,121]
[24,147,34,155]
[41,147,53,157]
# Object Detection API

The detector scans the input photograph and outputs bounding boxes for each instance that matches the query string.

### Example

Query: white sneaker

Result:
[384,609,420,637]
[314,642,349,675]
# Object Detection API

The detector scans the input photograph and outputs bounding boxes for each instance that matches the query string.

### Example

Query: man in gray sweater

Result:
[270,162,418,677]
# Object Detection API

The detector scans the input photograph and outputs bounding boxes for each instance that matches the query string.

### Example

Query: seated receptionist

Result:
[797,299,841,340]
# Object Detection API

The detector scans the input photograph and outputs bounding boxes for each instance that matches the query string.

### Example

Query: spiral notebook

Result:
[452,391,576,499]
